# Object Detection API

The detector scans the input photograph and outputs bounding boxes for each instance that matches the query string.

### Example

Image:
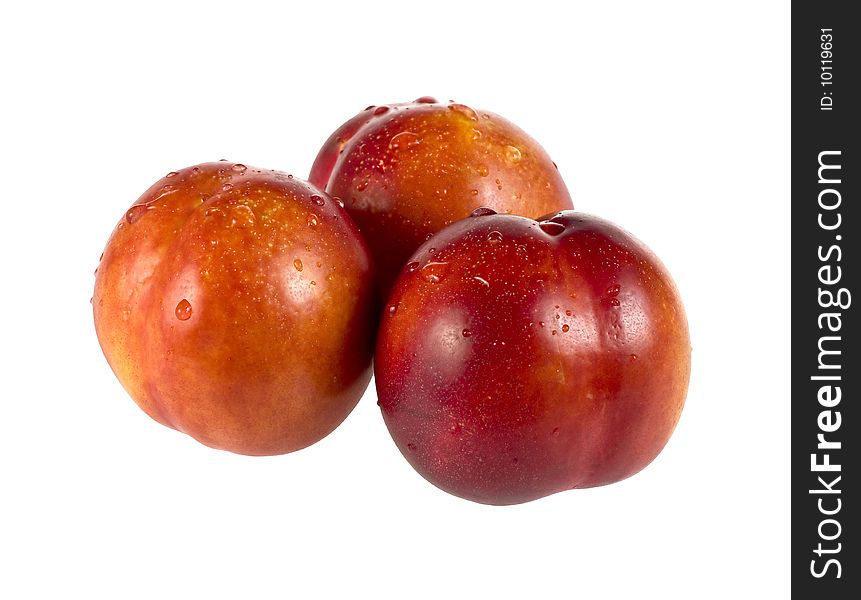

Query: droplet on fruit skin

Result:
[166,171,178,178]
[307,213,319,227]
[606,284,621,296]
[406,442,417,451]
[125,204,150,224]
[561,324,570,333]
[470,207,497,217]
[175,299,192,321]
[310,195,325,206]
[221,183,233,192]
[504,145,522,163]
[405,261,420,273]
[471,129,482,141]
[389,131,421,150]
[487,230,503,243]
[356,180,369,191]
[448,103,478,121]
[232,164,247,173]
[421,261,450,284]
[462,328,472,338]
[538,221,565,236]
[333,197,344,208]
[374,106,390,116]
[293,258,304,272]
[630,354,638,362]
[387,304,398,315]
[476,165,489,177]
[229,205,256,228]
[414,96,438,104]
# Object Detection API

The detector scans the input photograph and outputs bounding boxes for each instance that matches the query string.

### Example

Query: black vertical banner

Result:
[792,2,859,597]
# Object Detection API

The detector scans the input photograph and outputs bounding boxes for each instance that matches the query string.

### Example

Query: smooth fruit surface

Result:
[375,210,690,504]
[93,163,375,455]
[311,98,574,297]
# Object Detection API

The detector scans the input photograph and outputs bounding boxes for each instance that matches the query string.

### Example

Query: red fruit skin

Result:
[310,98,573,298]
[375,210,690,505]
[93,163,375,456]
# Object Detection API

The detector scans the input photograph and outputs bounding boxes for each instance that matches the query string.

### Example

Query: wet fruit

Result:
[310,98,573,298]
[375,209,690,505]
[93,162,375,455]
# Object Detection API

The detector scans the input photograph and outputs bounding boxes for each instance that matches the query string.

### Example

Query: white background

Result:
[1,1,789,598]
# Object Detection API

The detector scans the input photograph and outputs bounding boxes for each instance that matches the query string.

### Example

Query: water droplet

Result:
[606,284,621,296]
[89,296,94,305]
[93,267,98,276]
[221,183,233,192]
[406,261,420,273]
[562,324,570,333]
[539,221,565,235]
[471,129,482,141]
[462,328,472,338]
[333,197,345,208]
[293,258,304,272]
[487,230,503,243]
[630,354,638,362]
[387,304,398,315]
[365,105,375,111]
[504,145,522,163]
[310,195,325,206]
[539,321,545,327]
[473,276,490,288]
[565,310,572,316]
[307,213,319,227]
[414,96,437,104]
[476,165,489,177]
[229,205,255,228]
[609,298,621,307]
[470,189,479,196]
[175,299,192,321]
[356,180,369,191]
[421,261,449,284]
[406,442,417,451]
[448,103,478,121]
[232,163,247,173]
[470,207,496,217]
[388,131,421,150]
[551,330,558,335]
[125,204,149,224]
[373,106,390,116]
[166,171,178,178]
